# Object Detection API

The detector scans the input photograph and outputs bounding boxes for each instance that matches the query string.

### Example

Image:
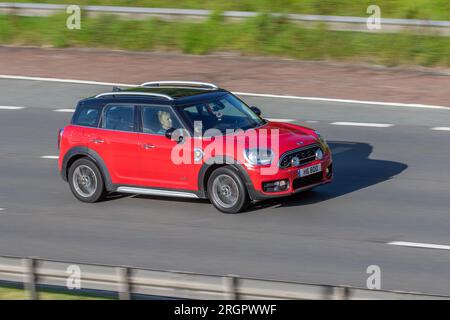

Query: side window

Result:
[141,105,182,135]
[72,105,101,127]
[103,104,135,132]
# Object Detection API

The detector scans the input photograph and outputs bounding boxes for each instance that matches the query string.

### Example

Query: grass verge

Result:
[1,13,449,67]
[0,285,112,300]
[4,0,450,20]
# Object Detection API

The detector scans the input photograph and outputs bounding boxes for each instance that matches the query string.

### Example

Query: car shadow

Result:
[248,141,408,212]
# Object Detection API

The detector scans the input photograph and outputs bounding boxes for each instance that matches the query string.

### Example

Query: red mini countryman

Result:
[59,81,333,213]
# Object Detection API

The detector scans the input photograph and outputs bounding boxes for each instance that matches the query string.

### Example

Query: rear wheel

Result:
[68,158,106,203]
[207,167,250,214]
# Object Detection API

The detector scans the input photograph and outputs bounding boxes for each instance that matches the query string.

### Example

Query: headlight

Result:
[244,148,274,165]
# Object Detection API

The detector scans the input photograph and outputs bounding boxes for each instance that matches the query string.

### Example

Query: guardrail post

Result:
[222,275,240,300]
[322,285,334,299]
[22,258,38,300]
[335,286,351,300]
[116,266,132,300]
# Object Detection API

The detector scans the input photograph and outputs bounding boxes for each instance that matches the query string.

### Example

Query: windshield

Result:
[180,94,266,136]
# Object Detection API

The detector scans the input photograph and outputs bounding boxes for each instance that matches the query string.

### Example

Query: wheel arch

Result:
[61,146,114,191]
[198,156,256,200]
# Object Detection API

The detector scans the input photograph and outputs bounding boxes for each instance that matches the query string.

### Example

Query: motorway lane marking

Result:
[54,109,75,112]
[330,146,352,155]
[1,74,449,111]
[388,241,450,251]
[330,121,394,128]
[265,118,296,122]
[0,106,26,110]
[431,127,450,131]
[0,74,134,87]
[40,155,59,159]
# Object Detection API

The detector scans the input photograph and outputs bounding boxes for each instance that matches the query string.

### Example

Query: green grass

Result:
[1,13,450,67]
[0,285,112,300]
[5,0,450,20]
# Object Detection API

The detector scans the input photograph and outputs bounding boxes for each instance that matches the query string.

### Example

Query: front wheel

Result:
[207,167,250,214]
[68,158,106,203]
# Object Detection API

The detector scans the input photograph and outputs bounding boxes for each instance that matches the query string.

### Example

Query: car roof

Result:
[83,82,229,106]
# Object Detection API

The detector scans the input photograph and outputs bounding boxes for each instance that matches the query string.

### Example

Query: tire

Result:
[207,167,250,214]
[68,158,106,203]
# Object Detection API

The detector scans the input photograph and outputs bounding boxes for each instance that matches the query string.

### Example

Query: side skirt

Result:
[116,186,200,199]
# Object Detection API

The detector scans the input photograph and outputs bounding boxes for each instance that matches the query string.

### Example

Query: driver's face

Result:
[158,111,172,130]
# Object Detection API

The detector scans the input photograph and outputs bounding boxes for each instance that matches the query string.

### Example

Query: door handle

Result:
[91,138,105,144]
[142,143,156,150]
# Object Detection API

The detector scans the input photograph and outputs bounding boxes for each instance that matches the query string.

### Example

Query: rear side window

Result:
[103,104,135,132]
[72,105,101,127]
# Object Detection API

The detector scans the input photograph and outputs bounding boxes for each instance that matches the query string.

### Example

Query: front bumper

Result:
[244,156,333,201]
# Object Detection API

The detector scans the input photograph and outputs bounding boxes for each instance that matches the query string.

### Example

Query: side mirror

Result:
[250,106,262,116]
[165,128,185,143]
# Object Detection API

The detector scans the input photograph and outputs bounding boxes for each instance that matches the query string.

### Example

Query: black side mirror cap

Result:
[250,106,262,116]
[165,128,184,143]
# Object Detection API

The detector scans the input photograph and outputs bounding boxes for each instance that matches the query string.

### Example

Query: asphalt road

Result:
[1,78,450,295]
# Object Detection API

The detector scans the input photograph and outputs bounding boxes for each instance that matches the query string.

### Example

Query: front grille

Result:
[279,144,321,168]
[293,172,323,190]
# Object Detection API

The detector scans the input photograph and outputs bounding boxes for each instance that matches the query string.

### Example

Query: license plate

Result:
[298,164,322,177]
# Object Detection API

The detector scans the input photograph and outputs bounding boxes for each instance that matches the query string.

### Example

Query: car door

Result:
[137,104,196,190]
[86,103,141,185]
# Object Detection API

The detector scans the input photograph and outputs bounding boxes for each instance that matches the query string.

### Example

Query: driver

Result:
[156,110,173,134]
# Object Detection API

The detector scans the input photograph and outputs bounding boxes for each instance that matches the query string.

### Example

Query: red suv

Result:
[59,81,333,213]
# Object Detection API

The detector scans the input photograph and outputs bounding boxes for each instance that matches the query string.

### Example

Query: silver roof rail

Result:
[95,92,174,100]
[140,81,218,89]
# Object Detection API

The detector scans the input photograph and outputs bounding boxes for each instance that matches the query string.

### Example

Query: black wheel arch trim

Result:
[61,146,114,191]
[197,156,258,201]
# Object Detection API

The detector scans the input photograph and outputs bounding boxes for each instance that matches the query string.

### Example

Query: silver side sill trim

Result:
[117,187,199,199]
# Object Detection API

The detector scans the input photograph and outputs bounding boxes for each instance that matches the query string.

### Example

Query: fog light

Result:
[263,179,290,192]
[326,164,333,179]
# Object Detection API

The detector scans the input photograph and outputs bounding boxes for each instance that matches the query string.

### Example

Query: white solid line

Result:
[40,155,59,159]
[266,118,296,122]
[0,74,134,87]
[388,241,450,251]
[233,91,450,110]
[0,74,449,111]
[54,109,75,112]
[0,106,26,110]
[330,121,394,128]
[431,127,450,131]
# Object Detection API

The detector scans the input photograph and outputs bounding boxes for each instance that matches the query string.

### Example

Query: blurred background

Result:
[0,0,449,67]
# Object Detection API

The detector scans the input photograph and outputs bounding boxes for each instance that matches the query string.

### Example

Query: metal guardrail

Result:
[1,2,450,35]
[0,255,449,300]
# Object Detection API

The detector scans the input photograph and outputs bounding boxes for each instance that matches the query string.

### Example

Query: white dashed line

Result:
[0,208,4,211]
[0,106,26,110]
[40,155,59,159]
[388,241,450,251]
[304,120,319,123]
[54,109,75,113]
[431,127,450,131]
[330,146,352,155]
[330,122,394,128]
[265,118,296,123]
